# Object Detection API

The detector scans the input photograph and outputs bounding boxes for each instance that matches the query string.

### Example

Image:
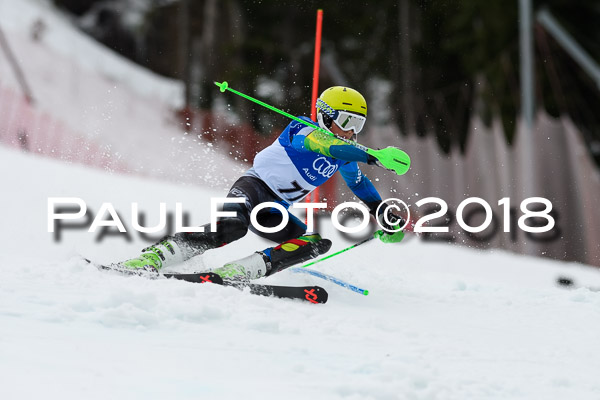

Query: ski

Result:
[166,272,328,303]
[163,271,222,284]
[83,259,328,303]
[289,267,369,296]
[245,283,327,304]
[83,257,160,278]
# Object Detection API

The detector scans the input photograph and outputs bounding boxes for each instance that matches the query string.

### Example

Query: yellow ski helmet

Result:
[316,86,367,135]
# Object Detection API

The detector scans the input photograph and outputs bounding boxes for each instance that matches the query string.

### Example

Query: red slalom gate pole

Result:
[306,9,323,225]
[310,9,323,122]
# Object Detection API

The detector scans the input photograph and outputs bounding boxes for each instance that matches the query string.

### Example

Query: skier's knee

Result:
[174,217,248,249]
[153,217,247,261]
[222,200,251,226]
[214,217,249,243]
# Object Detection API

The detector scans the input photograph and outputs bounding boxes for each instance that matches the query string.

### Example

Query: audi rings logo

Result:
[313,157,338,178]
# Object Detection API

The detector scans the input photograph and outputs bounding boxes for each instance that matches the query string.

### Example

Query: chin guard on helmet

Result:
[317,110,334,132]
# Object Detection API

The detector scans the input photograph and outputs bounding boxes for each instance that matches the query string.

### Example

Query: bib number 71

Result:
[278,181,310,202]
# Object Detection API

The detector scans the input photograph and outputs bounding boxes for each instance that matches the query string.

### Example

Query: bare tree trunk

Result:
[399,0,414,135]
[197,0,218,109]
[0,25,34,104]
[190,36,203,108]
[226,0,250,118]
[178,0,190,107]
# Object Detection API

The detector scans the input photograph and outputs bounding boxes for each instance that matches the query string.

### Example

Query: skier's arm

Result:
[338,162,382,214]
[340,162,406,243]
[291,130,377,164]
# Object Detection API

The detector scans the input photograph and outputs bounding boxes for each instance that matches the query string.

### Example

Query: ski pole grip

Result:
[367,147,411,175]
[215,81,229,92]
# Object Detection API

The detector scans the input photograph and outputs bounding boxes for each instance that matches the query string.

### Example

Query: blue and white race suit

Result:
[247,116,381,207]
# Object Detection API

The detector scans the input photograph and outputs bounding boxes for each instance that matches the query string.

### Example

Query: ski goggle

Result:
[333,110,366,134]
[317,98,367,134]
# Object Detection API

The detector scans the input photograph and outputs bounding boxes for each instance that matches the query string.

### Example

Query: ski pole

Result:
[290,267,369,296]
[214,81,411,175]
[290,234,379,296]
[299,234,376,269]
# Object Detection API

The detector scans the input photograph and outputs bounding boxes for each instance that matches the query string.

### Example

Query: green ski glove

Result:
[374,229,405,244]
[366,147,411,175]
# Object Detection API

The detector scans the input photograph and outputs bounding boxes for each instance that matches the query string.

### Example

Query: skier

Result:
[117,86,405,280]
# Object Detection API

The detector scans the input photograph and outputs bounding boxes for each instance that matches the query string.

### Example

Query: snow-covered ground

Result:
[0,0,245,188]
[2,147,600,400]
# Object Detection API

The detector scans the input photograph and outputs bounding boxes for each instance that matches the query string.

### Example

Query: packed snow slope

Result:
[2,148,600,400]
[0,0,244,187]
